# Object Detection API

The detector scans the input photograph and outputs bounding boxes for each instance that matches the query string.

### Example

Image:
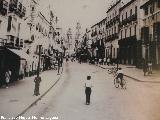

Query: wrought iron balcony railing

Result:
[9,0,18,12]
[0,0,8,16]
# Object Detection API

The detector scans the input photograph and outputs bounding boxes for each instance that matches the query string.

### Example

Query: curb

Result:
[95,64,110,69]
[97,65,160,83]
[14,68,64,119]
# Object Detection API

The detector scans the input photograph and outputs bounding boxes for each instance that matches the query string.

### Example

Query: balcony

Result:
[122,19,127,26]
[9,0,18,12]
[0,0,8,16]
[15,2,22,17]
[131,14,137,21]
[91,31,97,37]
[21,6,26,17]
[107,33,119,42]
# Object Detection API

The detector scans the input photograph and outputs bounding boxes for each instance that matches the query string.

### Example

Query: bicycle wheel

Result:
[114,78,119,88]
[121,79,126,89]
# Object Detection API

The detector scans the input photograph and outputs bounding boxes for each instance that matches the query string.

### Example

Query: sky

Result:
[39,0,128,34]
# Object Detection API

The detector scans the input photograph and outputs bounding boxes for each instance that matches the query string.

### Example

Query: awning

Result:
[8,48,34,61]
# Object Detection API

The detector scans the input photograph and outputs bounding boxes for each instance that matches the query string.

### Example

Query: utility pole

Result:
[34,45,42,96]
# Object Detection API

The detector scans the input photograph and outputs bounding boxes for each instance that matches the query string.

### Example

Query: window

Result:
[113,48,115,57]
[135,25,137,35]
[125,29,127,38]
[121,30,123,39]
[150,3,155,14]
[117,48,119,56]
[126,12,127,19]
[157,0,160,8]
[0,20,2,29]
[114,26,116,33]
[144,7,148,15]
[130,9,132,16]
[32,7,34,11]
[7,16,12,32]
[135,6,137,15]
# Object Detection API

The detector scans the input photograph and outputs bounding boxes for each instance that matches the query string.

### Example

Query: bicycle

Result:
[114,77,126,89]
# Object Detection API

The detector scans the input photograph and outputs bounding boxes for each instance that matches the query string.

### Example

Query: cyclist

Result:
[116,68,124,87]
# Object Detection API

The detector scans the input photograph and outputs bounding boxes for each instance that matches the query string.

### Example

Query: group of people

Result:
[89,57,111,65]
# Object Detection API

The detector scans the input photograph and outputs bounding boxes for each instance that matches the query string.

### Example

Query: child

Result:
[85,75,92,105]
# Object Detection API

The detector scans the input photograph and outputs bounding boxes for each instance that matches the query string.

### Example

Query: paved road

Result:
[20,62,160,120]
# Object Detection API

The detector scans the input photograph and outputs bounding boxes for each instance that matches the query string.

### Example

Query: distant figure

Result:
[116,68,124,88]
[142,58,148,76]
[5,69,11,88]
[103,58,106,65]
[57,55,61,75]
[99,58,102,65]
[66,55,69,62]
[107,58,110,66]
[148,60,152,75]
[85,75,93,105]
[34,75,41,96]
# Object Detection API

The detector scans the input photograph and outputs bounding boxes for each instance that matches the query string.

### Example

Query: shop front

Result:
[0,47,32,86]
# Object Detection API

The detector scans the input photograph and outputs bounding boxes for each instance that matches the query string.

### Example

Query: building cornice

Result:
[119,0,136,12]
[106,0,121,13]
[143,9,160,20]
[140,0,156,9]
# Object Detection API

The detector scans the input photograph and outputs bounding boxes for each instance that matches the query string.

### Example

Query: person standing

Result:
[142,59,148,76]
[85,75,93,105]
[148,60,152,75]
[103,57,106,65]
[5,69,11,88]
[34,74,41,96]
[107,58,110,66]
[57,53,61,75]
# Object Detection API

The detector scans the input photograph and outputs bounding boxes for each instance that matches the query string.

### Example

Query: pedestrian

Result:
[142,59,148,76]
[103,57,106,65]
[34,74,41,96]
[85,75,93,105]
[107,57,110,66]
[5,69,11,88]
[57,54,61,75]
[148,60,152,75]
[99,58,102,65]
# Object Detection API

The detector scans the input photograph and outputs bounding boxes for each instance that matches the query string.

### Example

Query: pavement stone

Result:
[0,67,63,119]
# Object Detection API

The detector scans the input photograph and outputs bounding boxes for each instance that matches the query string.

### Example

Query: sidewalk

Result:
[97,64,160,83]
[0,67,63,119]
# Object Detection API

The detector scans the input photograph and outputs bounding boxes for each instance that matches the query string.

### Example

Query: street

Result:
[19,62,160,120]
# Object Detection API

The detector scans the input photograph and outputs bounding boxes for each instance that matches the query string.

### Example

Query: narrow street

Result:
[20,62,160,120]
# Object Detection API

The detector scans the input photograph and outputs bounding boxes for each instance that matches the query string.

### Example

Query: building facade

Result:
[119,0,142,66]
[140,0,160,68]
[106,0,121,61]
[0,0,8,46]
